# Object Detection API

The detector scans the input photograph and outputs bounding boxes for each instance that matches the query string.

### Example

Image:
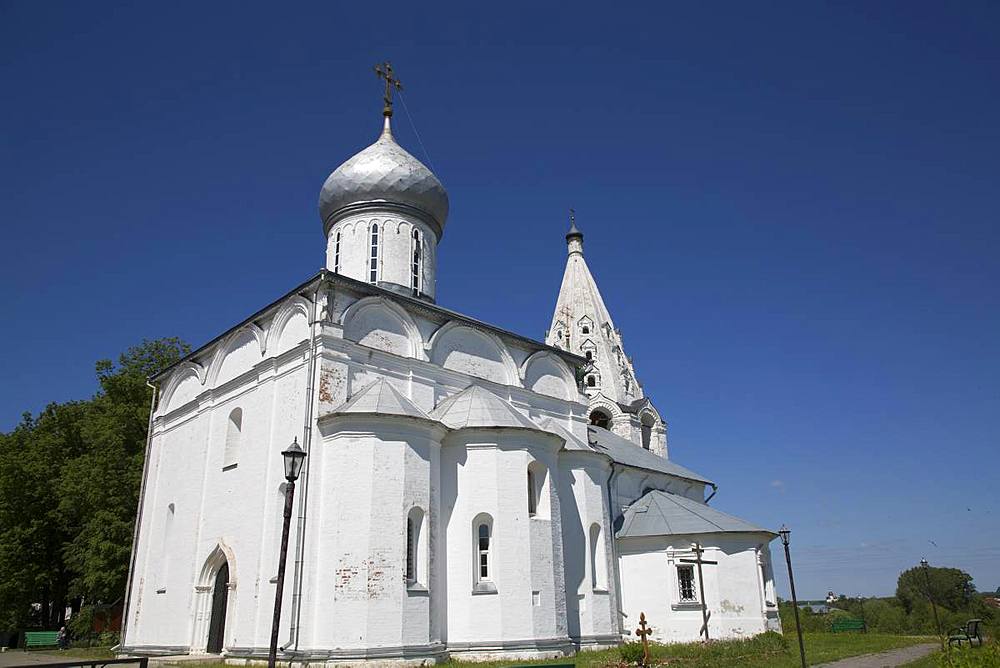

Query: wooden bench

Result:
[831,618,866,633]
[948,619,983,648]
[23,631,60,650]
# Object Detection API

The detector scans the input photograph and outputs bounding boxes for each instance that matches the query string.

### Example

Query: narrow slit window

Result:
[406,516,415,583]
[411,228,422,295]
[334,230,342,273]
[527,470,537,516]
[223,408,242,468]
[478,523,490,580]
[590,523,606,589]
[369,223,379,283]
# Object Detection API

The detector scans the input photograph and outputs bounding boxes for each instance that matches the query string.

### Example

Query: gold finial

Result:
[374,61,403,118]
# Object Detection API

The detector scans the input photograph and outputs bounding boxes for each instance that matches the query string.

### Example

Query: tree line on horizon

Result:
[780,565,997,638]
[0,338,189,637]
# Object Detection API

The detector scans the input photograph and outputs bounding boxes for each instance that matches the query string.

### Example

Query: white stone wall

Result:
[618,533,780,643]
[305,414,445,653]
[557,453,618,646]
[126,345,311,654]
[440,429,569,655]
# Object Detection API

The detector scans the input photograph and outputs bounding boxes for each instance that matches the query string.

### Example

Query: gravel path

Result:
[812,642,938,667]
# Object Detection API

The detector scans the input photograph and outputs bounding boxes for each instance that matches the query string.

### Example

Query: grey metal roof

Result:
[430,385,546,432]
[588,426,713,485]
[319,118,449,235]
[617,489,774,538]
[329,378,432,421]
[538,418,595,453]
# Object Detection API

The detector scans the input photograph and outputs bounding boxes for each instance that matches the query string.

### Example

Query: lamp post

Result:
[857,594,867,633]
[920,559,944,650]
[779,526,806,668]
[268,438,307,668]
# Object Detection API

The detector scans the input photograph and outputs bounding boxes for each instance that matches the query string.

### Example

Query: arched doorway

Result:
[206,562,229,653]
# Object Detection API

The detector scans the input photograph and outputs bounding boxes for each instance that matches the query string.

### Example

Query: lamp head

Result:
[778,525,790,545]
[920,558,929,569]
[282,437,307,482]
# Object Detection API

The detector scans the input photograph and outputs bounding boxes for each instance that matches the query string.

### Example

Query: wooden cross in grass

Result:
[679,542,718,641]
[635,611,653,666]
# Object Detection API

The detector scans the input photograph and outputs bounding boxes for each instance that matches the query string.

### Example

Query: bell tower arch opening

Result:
[589,408,611,430]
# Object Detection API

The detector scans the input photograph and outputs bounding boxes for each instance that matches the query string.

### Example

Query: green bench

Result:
[831,618,866,633]
[23,630,60,650]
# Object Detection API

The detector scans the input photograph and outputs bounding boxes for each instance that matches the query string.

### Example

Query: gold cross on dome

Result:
[374,61,403,118]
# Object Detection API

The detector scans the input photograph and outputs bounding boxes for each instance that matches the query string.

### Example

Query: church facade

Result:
[121,90,780,662]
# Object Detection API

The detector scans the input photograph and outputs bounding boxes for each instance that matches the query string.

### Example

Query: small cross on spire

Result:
[374,61,403,118]
[567,208,582,238]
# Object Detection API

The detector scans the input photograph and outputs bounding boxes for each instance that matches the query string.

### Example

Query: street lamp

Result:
[268,438,307,668]
[857,594,867,633]
[779,526,807,668]
[920,559,944,650]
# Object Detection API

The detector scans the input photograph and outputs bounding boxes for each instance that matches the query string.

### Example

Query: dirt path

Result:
[0,652,76,667]
[812,642,937,667]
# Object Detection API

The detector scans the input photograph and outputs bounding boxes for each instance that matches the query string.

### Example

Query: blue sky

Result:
[2,1,997,599]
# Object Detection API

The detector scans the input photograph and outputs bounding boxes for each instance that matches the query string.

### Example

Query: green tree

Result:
[0,338,188,631]
[896,565,975,613]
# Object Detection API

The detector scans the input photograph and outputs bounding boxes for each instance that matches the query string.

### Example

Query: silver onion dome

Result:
[319,118,449,237]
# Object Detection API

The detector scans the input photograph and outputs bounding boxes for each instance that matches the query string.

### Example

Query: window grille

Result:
[369,224,379,283]
[411,228,422,295]
[478,523,490,580]
[678,565,697,602]
[334,230,341,273]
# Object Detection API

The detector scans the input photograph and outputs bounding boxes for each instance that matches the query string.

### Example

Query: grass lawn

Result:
[437,632,933,668]
[146,632,935,668]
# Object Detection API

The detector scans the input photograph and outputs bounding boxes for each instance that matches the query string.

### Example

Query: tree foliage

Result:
[0,338,188,630]
[896,565,976,613]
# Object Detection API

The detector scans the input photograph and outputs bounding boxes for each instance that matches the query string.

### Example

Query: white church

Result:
[121,74,781,662]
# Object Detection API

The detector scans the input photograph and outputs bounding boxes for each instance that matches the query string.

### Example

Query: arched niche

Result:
[159,363,205,415]
[342,297,420,358]
[268,298,311,356]
[521,351,574,400]
[429,322,517,386]
[210,326,265,388]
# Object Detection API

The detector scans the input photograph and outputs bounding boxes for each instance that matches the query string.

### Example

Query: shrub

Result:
[619,640,647,665]
[939,640,1000,667]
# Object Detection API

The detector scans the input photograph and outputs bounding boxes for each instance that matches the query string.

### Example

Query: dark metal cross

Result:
[679,542,718,641]
[634,611,653,666]
[374,61,403,118]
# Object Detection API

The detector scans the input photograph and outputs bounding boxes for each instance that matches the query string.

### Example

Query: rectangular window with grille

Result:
[677,565,697,602]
